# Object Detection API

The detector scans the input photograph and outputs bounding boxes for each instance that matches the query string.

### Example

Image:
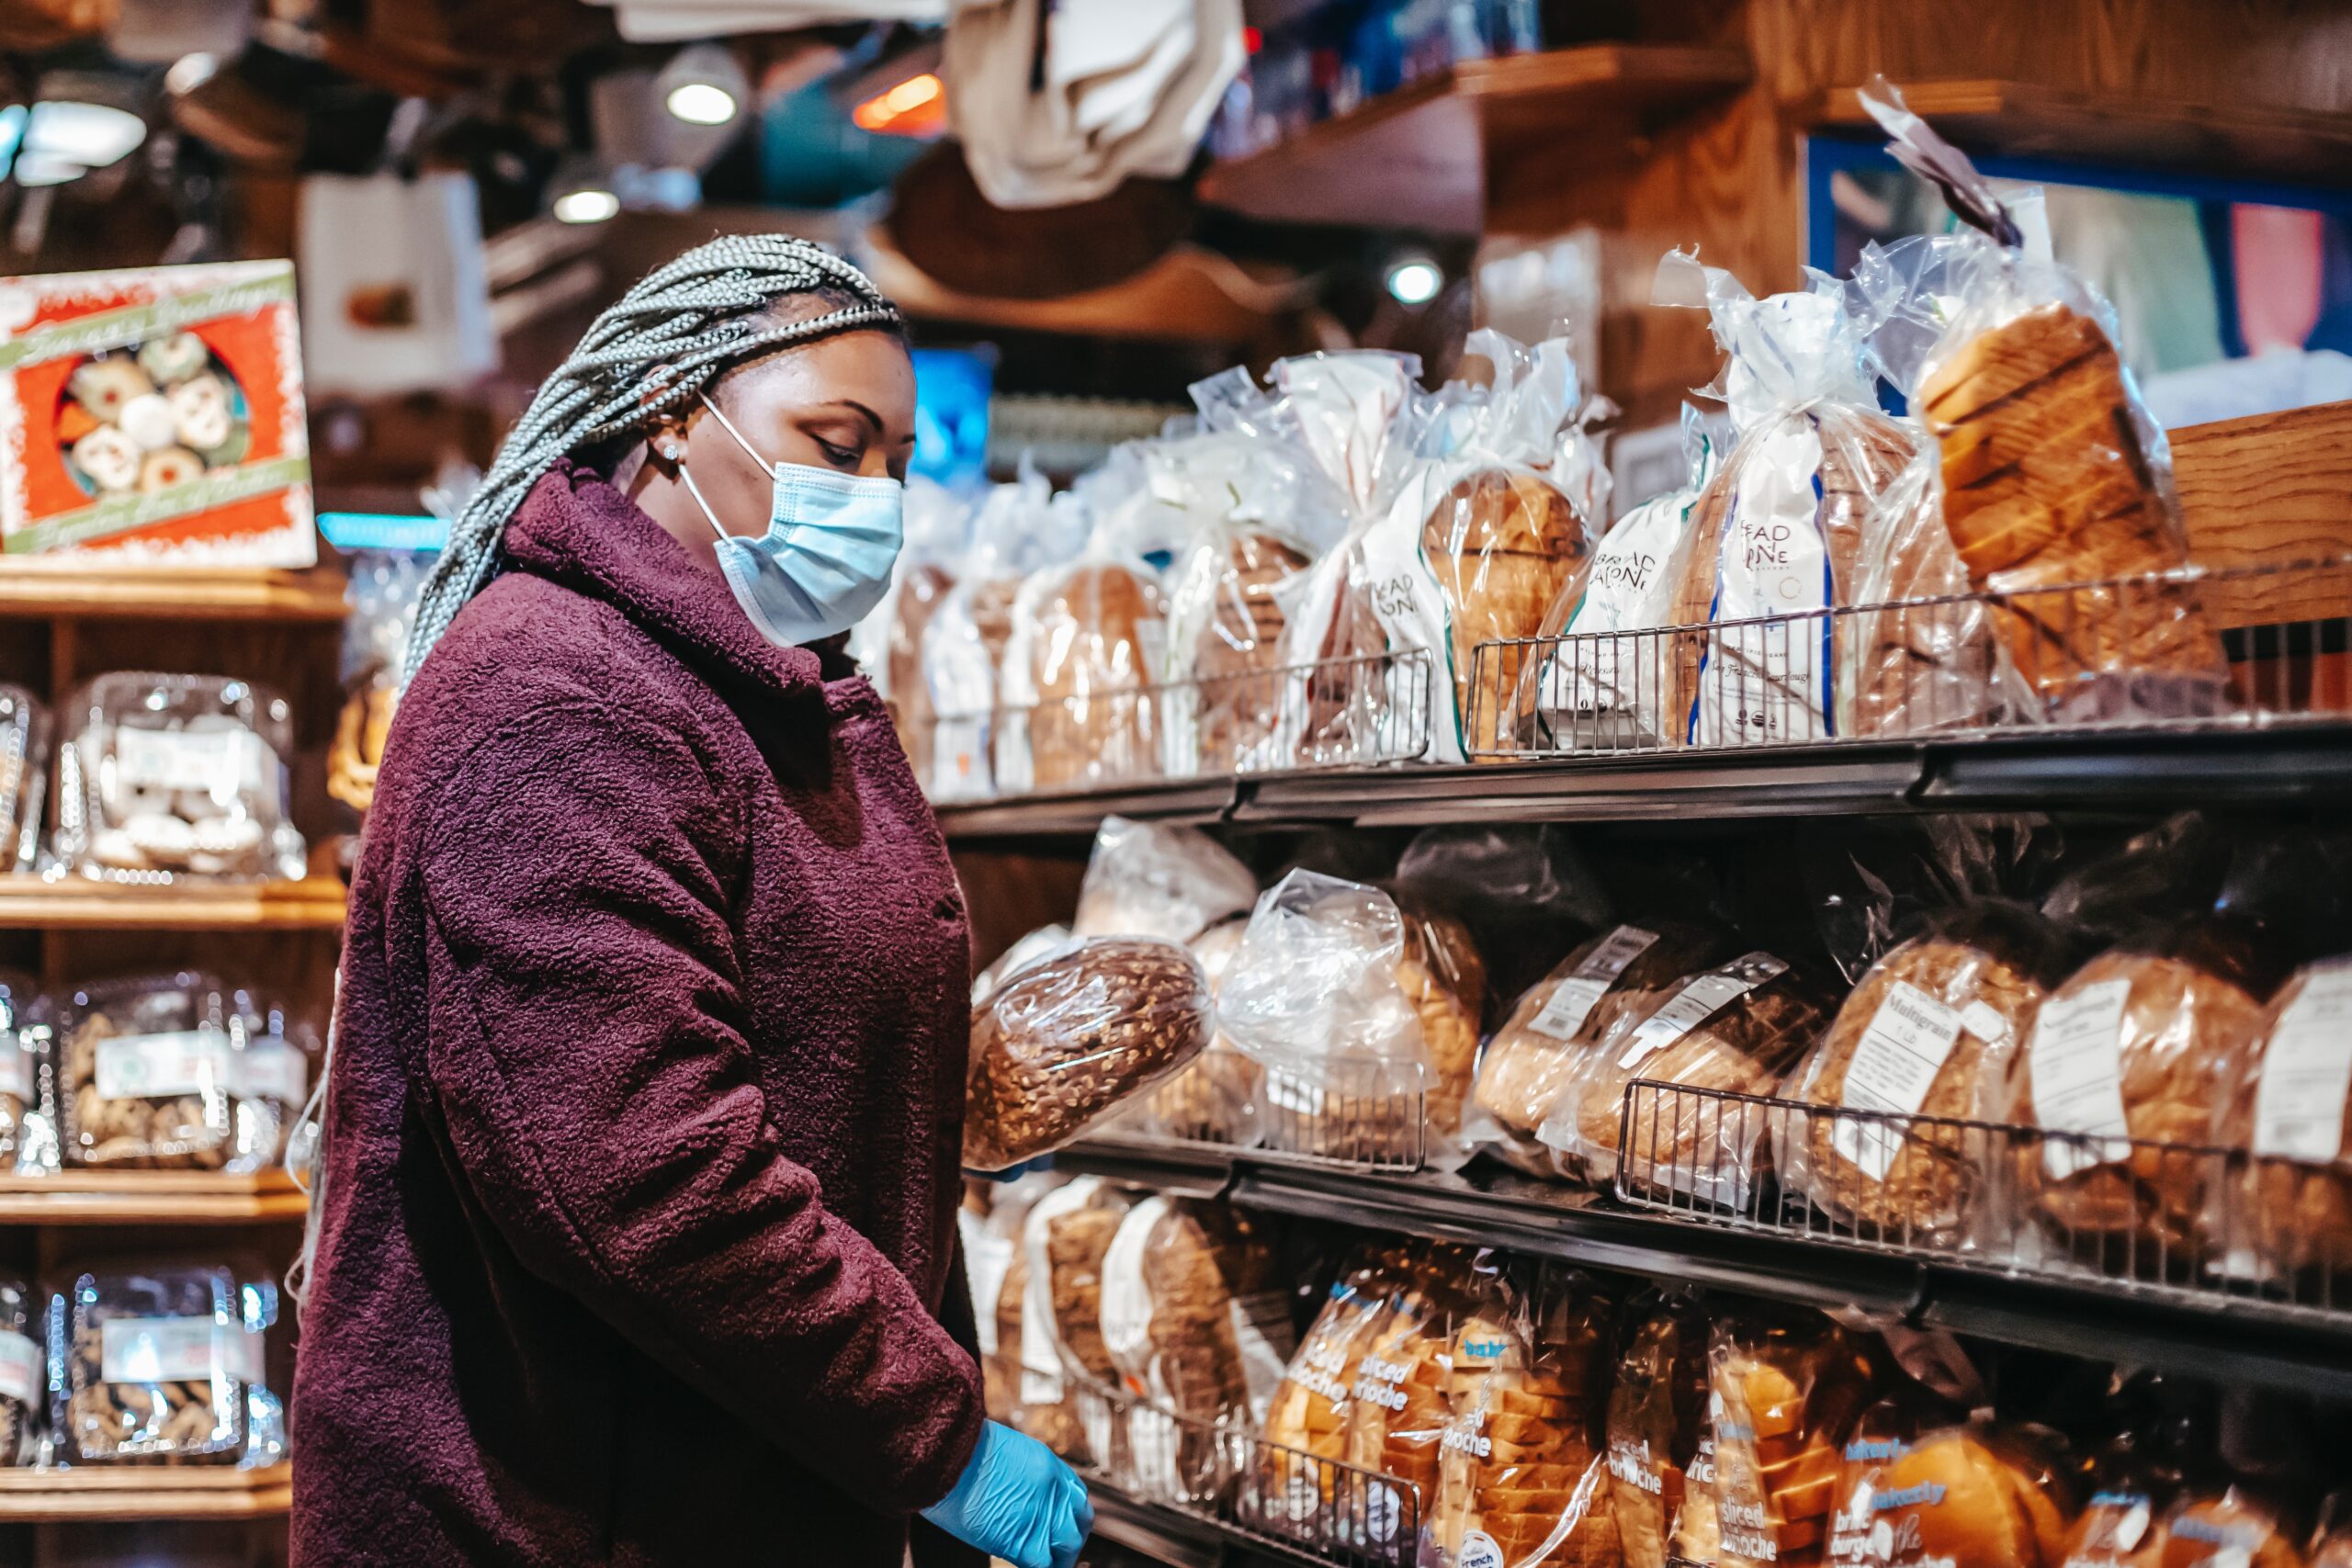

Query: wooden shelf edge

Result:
[0,564,348,623]
[0,875,348,931]
[0,1461,292,1520]
[0,1169,306,1225]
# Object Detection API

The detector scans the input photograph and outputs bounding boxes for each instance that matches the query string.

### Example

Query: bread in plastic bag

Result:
[1218,871,1435,1161]
[1851,84,2231,725]
[56,673,307,883]
[1539,951,1832,1204]
[2061,1487,2308,1568]
[2004,926,2269,1277]
[875,477,972,783]
[1777,902,2072,1243]
[1141,918,1267,1145]
[1430,1265,1621,1568]
[1475,921,1730,1177]
[50,1263,272,1464]
[1258,1242,1415,1532]
[1606,1288,1714,1568]
[1397,901,1487,1150]
[0,684,48,874]
[970,1171,1059,1425]
[964,937,1212,1171]
[1071,816,1257,943]
[1358,329,1605,762]
[1001,536,1168,794]
[1857,1419,2076,1568]
[972,924,1077,1008]
[2209,953,2352,1287]
[1709,1310,1884,1568]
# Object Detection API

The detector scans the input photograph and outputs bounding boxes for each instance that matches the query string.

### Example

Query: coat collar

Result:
[501,459,842,703]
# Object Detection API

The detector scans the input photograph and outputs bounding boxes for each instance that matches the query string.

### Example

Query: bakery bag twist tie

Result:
[401,232,902,685]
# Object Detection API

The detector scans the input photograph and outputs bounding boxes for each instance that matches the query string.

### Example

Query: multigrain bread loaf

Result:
[1423,469,1596,751]
[1025,562,1165,790]
[1917,303,2227,716]
[1193,530,1312,770]
[1780,908,2067,1240]
[2213,957,2352,1286]
[1606,1292,1713,1568]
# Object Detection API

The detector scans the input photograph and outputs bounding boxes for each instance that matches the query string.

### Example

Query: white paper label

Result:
[1694,419,1833,746]
[1961,998,2011,1047]
[2029,978,2135,1179]
[235,1042,306,1104]
[96,1032,230,1100]
[1097,1197,1167,1378]
[101,1315,227,1383]
[1458,1530,1506,1568]
[1231,1289,1296,1420]
[0,1044,29,1104]
[965,1229,1014,1361]
[1528,925,1660,1042]
[2252,961,2352,1161]
[113,727,256,797]
[1617,954,1787,1070]
[0,1331,39,1406]
[1831,981,1965,1181]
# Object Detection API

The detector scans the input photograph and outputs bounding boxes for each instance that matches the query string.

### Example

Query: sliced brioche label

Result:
[1529,925,1661,1042]
[2029,978,2134,1179]
[2252,960,2352,1161]
[1617,954,1787,1070]
[1831,980,1966,1181]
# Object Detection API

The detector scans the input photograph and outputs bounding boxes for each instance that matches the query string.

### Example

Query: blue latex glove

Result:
[922,1419,1091,1568]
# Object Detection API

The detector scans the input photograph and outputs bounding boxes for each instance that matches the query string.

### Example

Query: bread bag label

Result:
[1457,1529,1507,1568]
[95,1031,231,1100]
[1832,980,1966,1180]
[1231,1290,1297,1416]
[1096,1197,1167,1390]
[1691,420,1833,747]
[1617,954,1788,1070]
[0,1330,39,1407]
[1530,925,1661,1041]
[234,1040,307,1104]
[2028,978,2134,1179]
[100,1314,228,1383]
[114,724,261,795]
[2252,960,2352,1161]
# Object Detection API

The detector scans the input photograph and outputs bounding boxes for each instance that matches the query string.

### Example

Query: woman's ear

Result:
[645,410,692,469]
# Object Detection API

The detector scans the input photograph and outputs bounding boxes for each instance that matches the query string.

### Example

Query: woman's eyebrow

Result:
[813,399,884,434]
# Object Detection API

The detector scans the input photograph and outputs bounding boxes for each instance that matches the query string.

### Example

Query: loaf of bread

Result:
[1606,1292,1713,1568]
[1023,561,1165,791]
[1036,1178,1131,1472]
[1478,923,1731,1172]
[1143,919,1267,1145]
[1193,530,1313,771]
[1424,468,1597,753]
[1400,907,1487,1142]
[1781,908,2065,1241]
[2061,1489,2308,1568]
[1259,1246,1413,1536]
[964,938,1213,1171]
[2212,956,2352,1286]
[1552,953,1831,1203]
[2009,936,2268,1275]
[1345,1275,1486,1533]
[1709,1314,1883,1568]
[887,560,956,781]
[1865,1426,2075,1568]
[327,682,395,814]
[1917,302,2227,717]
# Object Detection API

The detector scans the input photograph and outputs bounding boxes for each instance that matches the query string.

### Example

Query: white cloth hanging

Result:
[585,0,945,42]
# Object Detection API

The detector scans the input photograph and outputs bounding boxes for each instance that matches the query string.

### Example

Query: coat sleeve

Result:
[413,697,983,1517]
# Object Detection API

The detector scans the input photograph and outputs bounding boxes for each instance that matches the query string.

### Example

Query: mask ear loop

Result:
[675,392,779,543]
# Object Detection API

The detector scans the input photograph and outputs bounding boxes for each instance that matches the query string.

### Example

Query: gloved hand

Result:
[921,1419,1091,1568]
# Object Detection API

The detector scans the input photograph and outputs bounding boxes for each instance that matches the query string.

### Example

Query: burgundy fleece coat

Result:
[291,461,986,1567]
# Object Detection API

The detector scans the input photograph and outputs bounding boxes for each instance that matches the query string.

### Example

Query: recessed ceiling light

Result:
[24,100,146,170]
[552,186,619,224]
[1385,258,1444,306]
[664,80,737,127]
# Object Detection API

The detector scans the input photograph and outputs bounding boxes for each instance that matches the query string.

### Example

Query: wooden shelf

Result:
[0,1169,305,1225]
[0,564,348,623]
[0,1461,291,1521]
[0,875,347,931]
[1807,79,2352,189]
[1199,44,1752,232]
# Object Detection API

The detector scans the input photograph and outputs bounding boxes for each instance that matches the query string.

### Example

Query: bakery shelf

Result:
[0,874,348,930]
[1054,1139,2352,1402]
[0,1168,306,1225]
[1199,44,1751,233]
[0,1461,292,1521]
[0,564,348,622]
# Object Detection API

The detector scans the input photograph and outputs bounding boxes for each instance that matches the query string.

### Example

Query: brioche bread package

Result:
[1709,1311,1884,1568]
[1852,82,2231,725]
[1606,1289,1714,1568]
[1854,1421,2077,1568]
[1430,1266,1622,1568]
[1257,1244,1414,1539]
[1356,329,1607,761]
[2059,1486,2308,1568]
[2211,954,2352,1287]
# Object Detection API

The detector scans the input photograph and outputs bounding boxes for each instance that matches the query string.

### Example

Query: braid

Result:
[401,233,901,683]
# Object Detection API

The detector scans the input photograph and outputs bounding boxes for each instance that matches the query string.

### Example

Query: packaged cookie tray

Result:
[926,644,1438,802]
[1050,1366,1424,1568]
[1465,550,2351,761]
[45,1263,285,1468]
[1608,1077,2348,1325]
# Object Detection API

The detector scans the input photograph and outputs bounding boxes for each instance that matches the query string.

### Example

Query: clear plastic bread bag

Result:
[55,973,316,1173]
[1393,899,1487,1156]
[1356,329,1608,762]
[1256,1240,1417,1540]
[1158,370,1347,775]
[1071,816,1257,943]
[1262,351,1435,767]
[1141,917,1268,1146]
[1217,870,1441,1166]
[2205,953,2352,1288]
[1026,1176,1135,1473]
[0,684,48,874]
[964,937,1213,1171]
[1651,250,2003,749]
[48,1263,268,1464]
[1538,952,1833,1207]
[1848,81,2232,726]
[1472,920,1731,1178]
[56,674,306,884]
[1521,409,1721,753]
[1708,1309,1885,1568]
[1857,1418,2076,1568]
[322,486,459,823]
[867,475,972,784]
[920,460,1085,800]
[1430,1263,1620,1568]
[998,489,1170,795]
[969,1169,1061,1424]
[1606,1288,1714,1568]
[1777,900,2074,1246]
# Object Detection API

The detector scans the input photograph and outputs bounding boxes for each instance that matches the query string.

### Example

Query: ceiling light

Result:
[665,80,736,127]
[552,186,619,224]
[852,72,944,136]
[1385,257,1443,306]
[657,44,748,129]
[23,101,147,171]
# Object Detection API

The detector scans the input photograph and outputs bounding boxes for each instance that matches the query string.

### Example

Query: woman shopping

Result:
[290,236,1090,1568]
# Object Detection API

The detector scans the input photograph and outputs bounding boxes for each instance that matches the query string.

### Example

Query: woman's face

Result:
[675,328,917,538]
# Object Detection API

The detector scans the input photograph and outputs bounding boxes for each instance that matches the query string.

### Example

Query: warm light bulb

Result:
[552,187,619,224]
[1385,259,1443,306]
[664,80,738,127]
[852,72,944,134]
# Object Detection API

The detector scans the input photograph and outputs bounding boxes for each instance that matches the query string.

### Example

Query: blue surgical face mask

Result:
[673,392,904,649]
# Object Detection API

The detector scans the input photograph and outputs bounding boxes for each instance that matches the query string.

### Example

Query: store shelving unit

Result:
[0,1464,293,1523]
[0,1171,308,1226]
[0,875,347,931]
